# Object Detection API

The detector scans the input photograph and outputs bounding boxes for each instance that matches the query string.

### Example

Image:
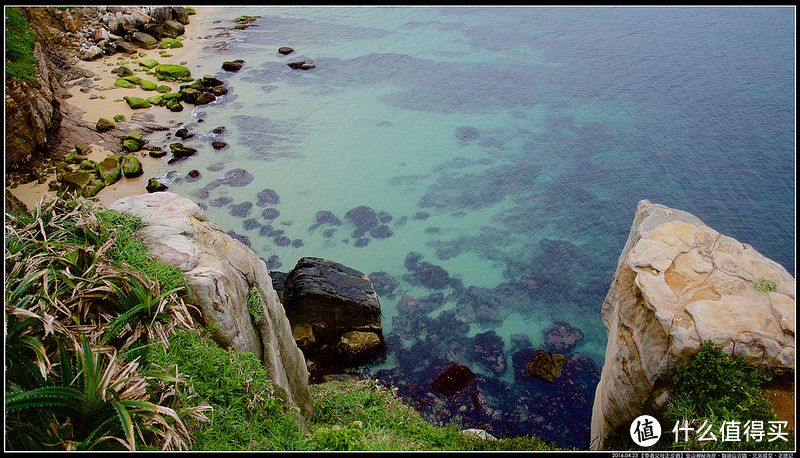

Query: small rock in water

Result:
[274,235,291,247]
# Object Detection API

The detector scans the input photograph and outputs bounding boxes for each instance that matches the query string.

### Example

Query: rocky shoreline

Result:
[5,6,258,210]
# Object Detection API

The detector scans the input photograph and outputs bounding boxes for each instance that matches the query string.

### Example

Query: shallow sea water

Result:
[155,6,795,447]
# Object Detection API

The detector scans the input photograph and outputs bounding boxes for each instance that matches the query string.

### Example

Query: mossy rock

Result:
[161,53,173,58]
[82,178,106,198]
[122,76,142,85]
[169,40,183,49]
[139,58,159,69]
[75,145,92,156]
[113,114,125,122]
[115,78,136,88]
[140,80,157,91]
[138,51,147,57]
[155,64,191,81]
[146,95,164,106]
[160,92,182,101]
[79,159,97,171]
[146,178,168,193]
[179,77,194,82]
[149,150,167,158]
[181,80,205,91]
[96,117,115,132]
[58,171,93,196]
[165,99,184,112]
[527,350,567,383]
[186,6,196,14]
[117,65,134,77]
[64,152,87,165]
[121,154,143,178]
[169,142,198,158]
[121,133,144,152]
[179,87,201,104]
[161,37,175,45]
[123,96,151,109]
[155,85,171,93]
[96,156,122,185]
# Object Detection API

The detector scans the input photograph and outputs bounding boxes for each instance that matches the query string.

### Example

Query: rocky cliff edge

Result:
[590,199,795,449]
[109,192,314,421]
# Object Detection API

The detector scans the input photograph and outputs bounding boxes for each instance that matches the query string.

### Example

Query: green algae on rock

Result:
[155,63,191,81]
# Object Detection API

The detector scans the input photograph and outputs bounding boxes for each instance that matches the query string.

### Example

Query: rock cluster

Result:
[77,7,192,61]
[108,192,314,421]
[589,200,795,450]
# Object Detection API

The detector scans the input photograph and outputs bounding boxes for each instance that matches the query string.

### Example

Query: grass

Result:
[753,278,778,293]
[5,7,39,84]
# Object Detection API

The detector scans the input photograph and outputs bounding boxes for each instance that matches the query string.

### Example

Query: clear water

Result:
[156,6,795,447]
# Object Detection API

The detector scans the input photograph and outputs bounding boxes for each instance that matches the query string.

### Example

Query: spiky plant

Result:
[5,195,209,450]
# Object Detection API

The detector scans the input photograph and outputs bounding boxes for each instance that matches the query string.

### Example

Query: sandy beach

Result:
[7,7,211,210]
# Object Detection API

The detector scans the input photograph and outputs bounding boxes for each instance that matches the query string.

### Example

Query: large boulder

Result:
[589,199,795,450]
[97,156,121,185]
[121,154,143,178]
[155,64,191,81]
[108,192,314,421]
[281,257,385,381]
[282,257,382,339]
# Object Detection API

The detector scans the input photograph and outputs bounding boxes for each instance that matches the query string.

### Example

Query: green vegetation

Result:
[6,196,566,451]
[5,7,39,84]
[753,278,778,293]
[5,196,204,450]
[662,341,792,451]
[247,287,264,322]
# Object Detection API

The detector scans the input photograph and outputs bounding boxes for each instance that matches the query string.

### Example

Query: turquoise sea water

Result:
[156,6,795,447]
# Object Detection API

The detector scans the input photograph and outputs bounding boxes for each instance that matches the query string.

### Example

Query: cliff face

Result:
[5,22,66,168]
[108,192,314,421]
[589,199,795,450]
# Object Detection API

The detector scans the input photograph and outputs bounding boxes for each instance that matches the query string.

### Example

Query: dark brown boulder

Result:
[345,205,379,236]
[287,59,315,70]
[278,47,294,55]
[222,61,243,72]
[431,363,475,396]
[282,257,382,340]
[212,141,227,149]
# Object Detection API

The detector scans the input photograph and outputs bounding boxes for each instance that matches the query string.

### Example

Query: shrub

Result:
[753,278,777,293]
[662,340,791,451]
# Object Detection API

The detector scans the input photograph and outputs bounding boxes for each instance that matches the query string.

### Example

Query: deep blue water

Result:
[160,6,795,447]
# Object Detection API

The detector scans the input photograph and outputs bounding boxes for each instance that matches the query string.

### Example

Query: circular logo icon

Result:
[630,415,661,447]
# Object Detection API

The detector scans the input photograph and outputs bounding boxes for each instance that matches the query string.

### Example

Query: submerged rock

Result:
[345,205,379,237]
[473,330,506,375]
[543,321,584,354]
[431,363,475,396]
[257,188,280,205]
[221,168,254,187]
[527,350,567,383]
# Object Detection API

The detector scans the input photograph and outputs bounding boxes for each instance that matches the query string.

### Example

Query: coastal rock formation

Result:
[108,192,314,420]
[281,257,385,382]
[589,199,795,450]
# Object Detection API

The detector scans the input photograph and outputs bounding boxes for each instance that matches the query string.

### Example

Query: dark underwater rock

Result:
[221,168,254,187]
[261,207,280,220]
[455,126,480,143]
[527,350,567,383]
[473,330,506,375]
[370,225,393,239]
[229,201,252,217]
[431,363,475,396]
[411,261,451,290]
[226,230,251,247]
[210,196,233,207]
[257,188,280,206]
[274,235,291,247]
[543,321,584,354]
[345,205,379,237]
[354,237,370,248]
[404,251,423,271]
[243,218,261,230]
[368,271,399,298]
